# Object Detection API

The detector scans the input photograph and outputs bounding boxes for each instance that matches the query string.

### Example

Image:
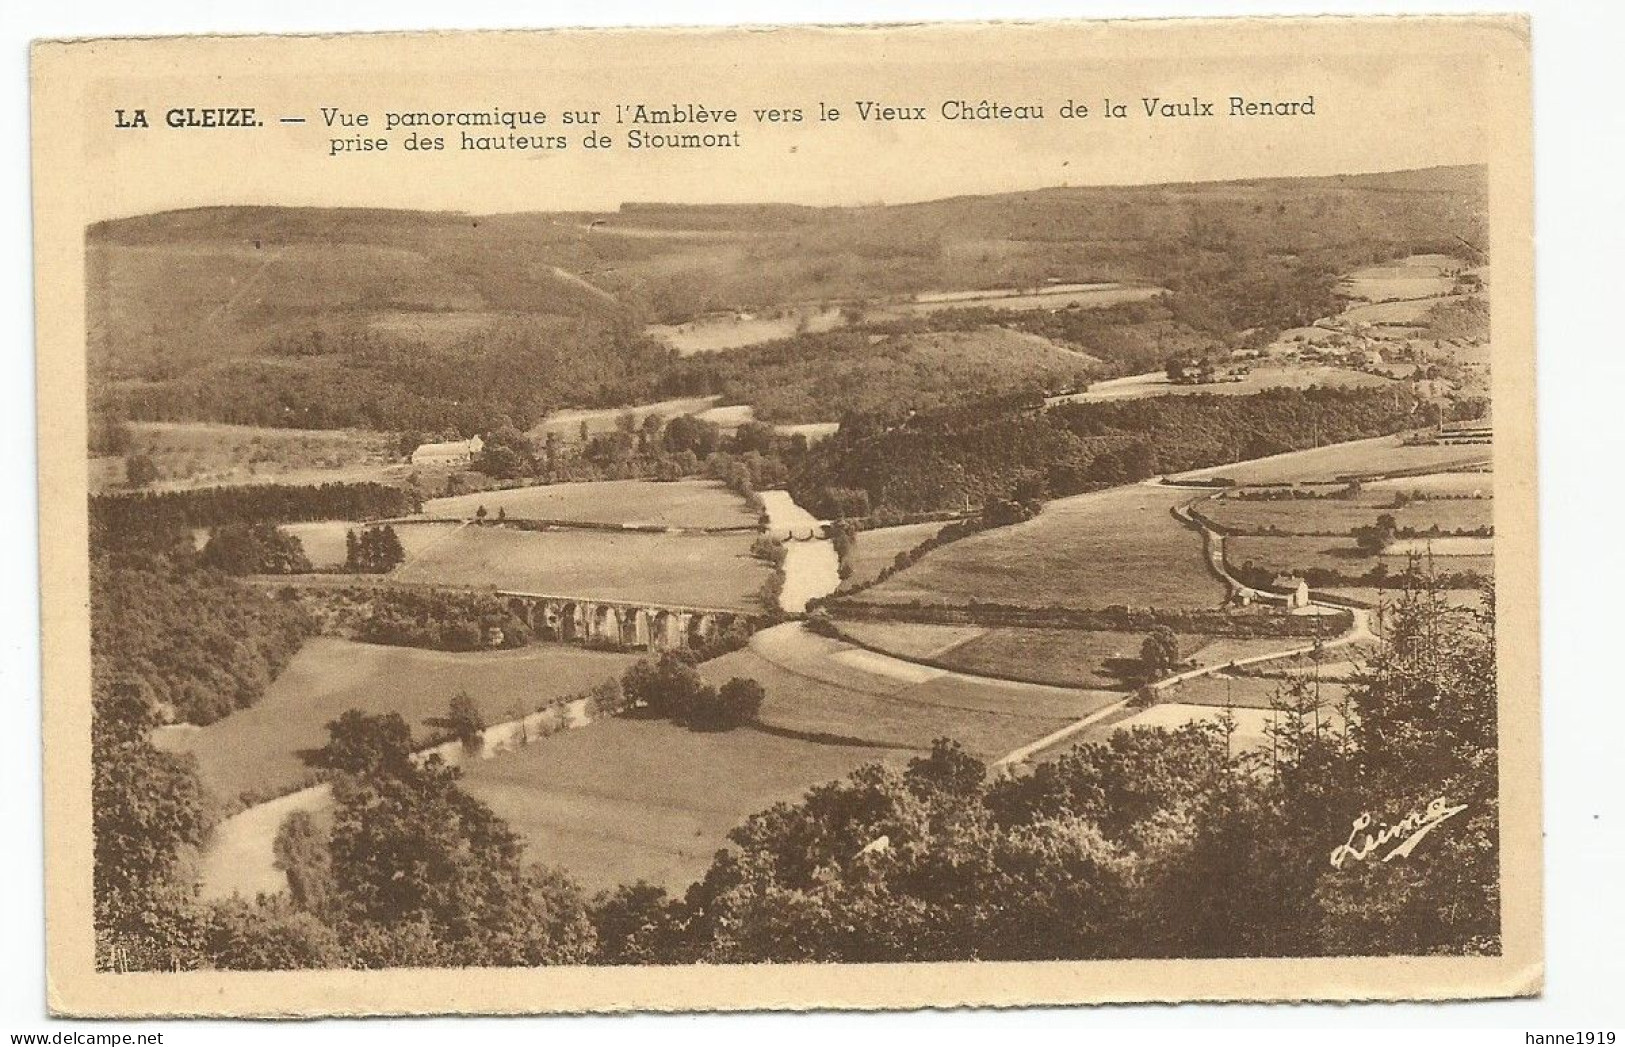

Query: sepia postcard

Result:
[31,16,1539,1016]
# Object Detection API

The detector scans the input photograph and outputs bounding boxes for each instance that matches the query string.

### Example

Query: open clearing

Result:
[1172,435,1492,486]
[842,521,947,589]
[839,622,1302,690]
[1227,535,1494,580]
[458,715,905,893]
[192,520,462,568]
[884,283,1165,315]
[152,638,637,804]
[94,421,402,493]
[527,396,722,443]
[1197,493,1492,536]
[1046,364,1390,406]
[714,624,1121,759]
[391,526,770,610]
[647,306,847,355]
[1364,471,1493,496]
[423,479,755,529]
[862,485,1225,611]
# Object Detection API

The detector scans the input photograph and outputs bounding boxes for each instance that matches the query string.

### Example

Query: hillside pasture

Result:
[840,623,1303,690]
[151,637,637,804]
[842,521,948,589]
[647,306,847,355]
[190,520,462,568]
[96,421,400,493]
[390,526,771,610]
[1197,493,1493,537]
[1227,534,1494,582]
[423,479,755,529]
[1172,436,1493,486]
[1363,471,1493,497]
[1046,364,1392,406]
[861,485,1226,611]
[712,624,1119,759]
[457,716,906,893]
[527,396,722,443]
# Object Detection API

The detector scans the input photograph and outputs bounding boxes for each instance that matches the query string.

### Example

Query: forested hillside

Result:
[89,166,1485,436]
[790,385,1432,519]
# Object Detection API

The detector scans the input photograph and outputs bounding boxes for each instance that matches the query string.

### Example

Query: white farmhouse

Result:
[411,435,484,467]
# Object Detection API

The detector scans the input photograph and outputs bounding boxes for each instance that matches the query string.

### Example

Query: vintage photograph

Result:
[32,18,1538,1013]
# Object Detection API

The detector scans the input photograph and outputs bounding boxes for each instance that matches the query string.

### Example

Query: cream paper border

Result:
[31,16,1539,1016]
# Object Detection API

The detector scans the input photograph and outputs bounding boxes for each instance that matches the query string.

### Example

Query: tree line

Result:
[790,385,1438,519]
[92,482,420,538]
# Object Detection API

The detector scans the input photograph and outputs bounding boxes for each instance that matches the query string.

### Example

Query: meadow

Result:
[423,479,756,529]
[389,526,771,610]
[1227,534,1494,579]
[839,621,1303,690]
[527,396,722,444]
[1170,436,1492,486]
[458,715,907,893]
[152,637,638,804]
[719,624,1121,759]
[1196,492,1492,536]
[95,421,401,493]
[1047,363,1392,406]
[861,485,1227,611]
[842,521,948,589]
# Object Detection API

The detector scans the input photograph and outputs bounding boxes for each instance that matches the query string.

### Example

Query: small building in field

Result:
[411,435,484,467]
[1269,573,1311,610]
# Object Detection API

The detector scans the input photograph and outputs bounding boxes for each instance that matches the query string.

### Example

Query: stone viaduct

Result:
[496,591,761,651]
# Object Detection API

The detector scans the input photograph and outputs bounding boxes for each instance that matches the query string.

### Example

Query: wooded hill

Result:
[90,165,1485,434]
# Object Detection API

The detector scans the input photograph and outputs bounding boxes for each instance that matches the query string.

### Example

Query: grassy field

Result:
[835,620,987,660]
[390,526,770,610]
[716,624,1121,759]
[1154,672,1351,711]
[94,421,401,493]
[1172,436,1493,486]
[862,485,1226,611]
[1227,535,1494,580]
[1364,471,1494,496]
[839,621,1303,690]
[423,479,755,529]
[458,715,906,892]
[1197,492,1492,536]
[843,521,947,589]
[647,306,847,355]
[1048,364,1393,406]
[152,638,637,803]
[192,520,462,568]
[527,396,722,443]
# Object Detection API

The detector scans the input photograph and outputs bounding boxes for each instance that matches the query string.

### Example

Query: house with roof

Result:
[411,435,484,467]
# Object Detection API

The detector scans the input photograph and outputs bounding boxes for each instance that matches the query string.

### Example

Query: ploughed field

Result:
[152,638,638,805]
[422,479,757,529]
[860,485,1226,611]
[390,525,771,610]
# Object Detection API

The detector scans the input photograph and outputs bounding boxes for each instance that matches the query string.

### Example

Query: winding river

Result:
[757,490,842,613]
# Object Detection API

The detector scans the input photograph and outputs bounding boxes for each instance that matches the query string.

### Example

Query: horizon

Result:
[92,161,1486,225]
